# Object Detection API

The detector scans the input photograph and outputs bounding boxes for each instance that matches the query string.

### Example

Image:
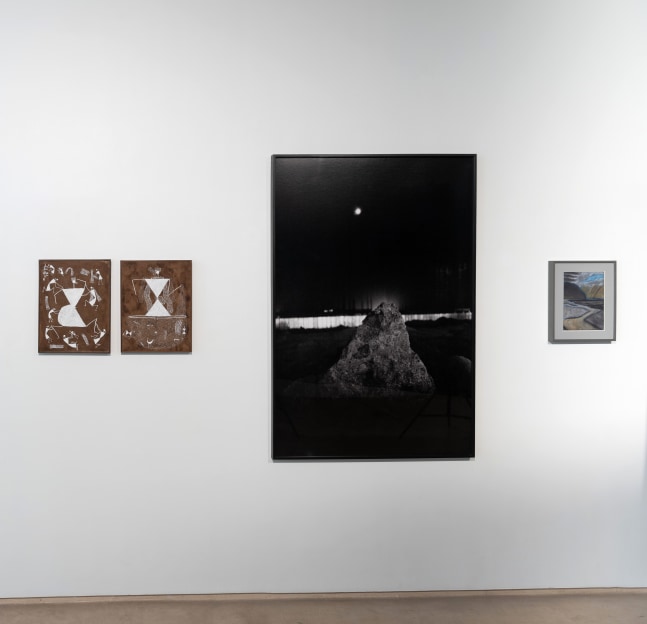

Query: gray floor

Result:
[1,589,646,623]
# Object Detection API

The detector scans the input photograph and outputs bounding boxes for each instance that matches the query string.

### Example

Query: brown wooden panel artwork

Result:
[38,260,111,353]
[121,260,192,353]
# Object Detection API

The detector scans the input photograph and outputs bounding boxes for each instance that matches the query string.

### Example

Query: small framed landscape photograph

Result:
[549,261,616,343]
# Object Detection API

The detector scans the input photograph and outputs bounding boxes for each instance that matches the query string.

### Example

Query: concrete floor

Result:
[0,589,646,623]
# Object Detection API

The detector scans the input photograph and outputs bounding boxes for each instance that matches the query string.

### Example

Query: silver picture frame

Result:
[549,261,616,343]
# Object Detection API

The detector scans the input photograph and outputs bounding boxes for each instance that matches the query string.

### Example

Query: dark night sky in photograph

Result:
[273,155,475,318]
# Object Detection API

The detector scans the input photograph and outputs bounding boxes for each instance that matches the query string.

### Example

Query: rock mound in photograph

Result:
[318,302,434,396]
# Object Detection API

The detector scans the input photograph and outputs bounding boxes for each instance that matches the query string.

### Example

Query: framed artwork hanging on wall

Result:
[272,154,476,460]
[549,261,616,343]
[121,260,192,353]
[38,259,111,353]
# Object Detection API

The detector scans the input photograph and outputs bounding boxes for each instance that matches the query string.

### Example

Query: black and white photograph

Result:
[272,155,476,459]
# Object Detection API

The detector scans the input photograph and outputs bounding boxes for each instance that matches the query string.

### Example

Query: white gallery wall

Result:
[1,0,646,598]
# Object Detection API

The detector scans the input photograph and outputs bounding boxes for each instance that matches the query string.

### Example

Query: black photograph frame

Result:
[549,260,616,343]
[272,154,476,460]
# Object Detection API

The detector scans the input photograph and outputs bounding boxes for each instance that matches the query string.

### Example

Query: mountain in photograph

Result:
[564,281,587,301]
[564,272,604,301]
[580,281,604,300]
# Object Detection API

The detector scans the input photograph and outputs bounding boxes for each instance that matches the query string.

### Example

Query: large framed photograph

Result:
[272,155,476,460]
[38,259,111,353]
[549,261,616,343]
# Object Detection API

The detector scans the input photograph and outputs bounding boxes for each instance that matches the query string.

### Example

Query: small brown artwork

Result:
[38,259,111,353]
[121,260,192,353]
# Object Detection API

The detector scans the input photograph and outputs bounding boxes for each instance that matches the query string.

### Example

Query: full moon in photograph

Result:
[354,206,362,216]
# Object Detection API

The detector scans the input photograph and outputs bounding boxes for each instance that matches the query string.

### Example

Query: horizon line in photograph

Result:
[275,308,473,330]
